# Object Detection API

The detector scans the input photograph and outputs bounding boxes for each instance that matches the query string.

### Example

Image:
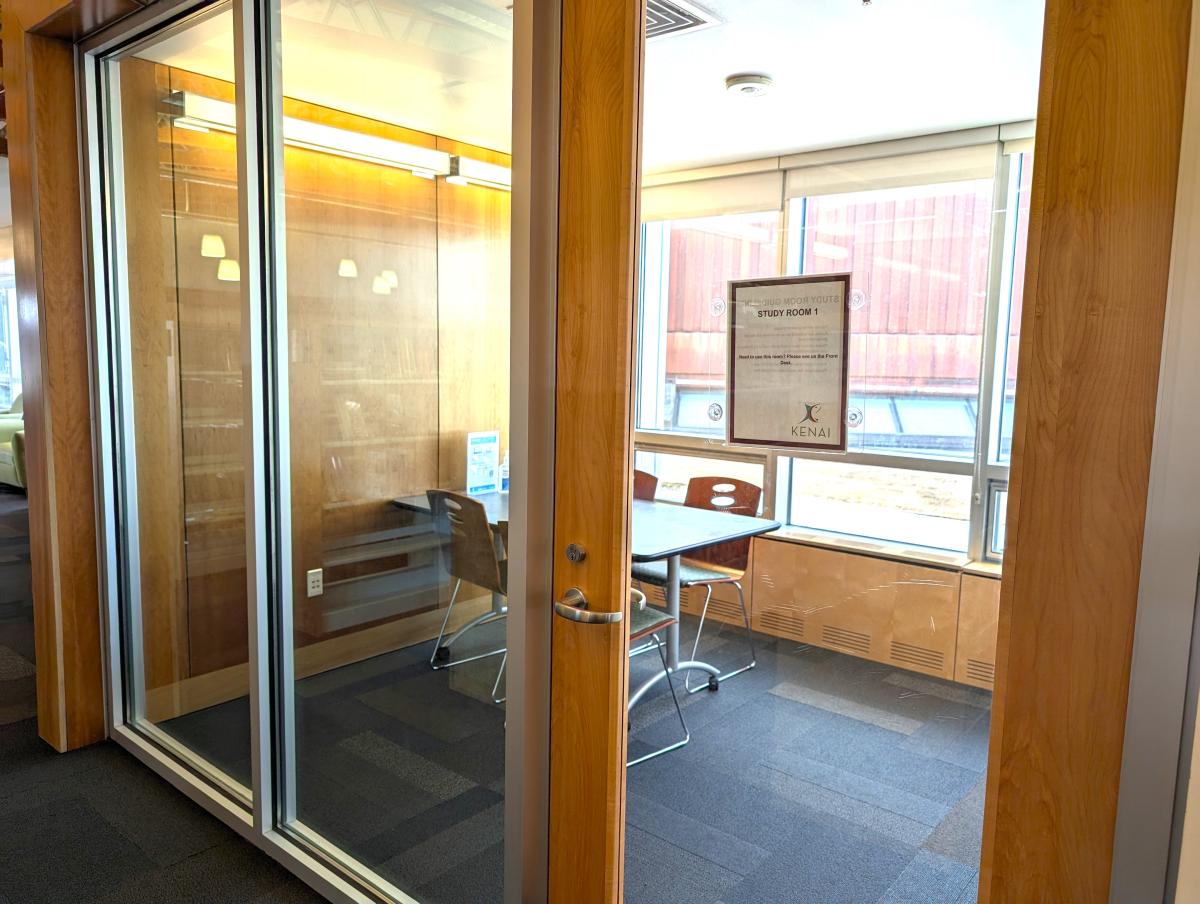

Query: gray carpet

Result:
[163,609,988,904]
[0,486,326,904]
[624,627,988,904]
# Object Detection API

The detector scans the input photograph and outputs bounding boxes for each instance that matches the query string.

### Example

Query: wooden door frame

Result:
[544,0,1196,902]
[547,0,645,900]
[979,1,1192,900]
[1,0,1195,899]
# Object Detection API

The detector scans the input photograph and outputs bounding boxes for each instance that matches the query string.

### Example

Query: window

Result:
[634,448,764,506]
[787,458,972,552]
[788,179,994,460]
[987,481,1009,560]
[633,142,1032,561]
[0,287,21,410]
[994,152,1033,464]
[636,210,780,435]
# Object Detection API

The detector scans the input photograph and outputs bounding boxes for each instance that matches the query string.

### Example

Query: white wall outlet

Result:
[306,568,324,598]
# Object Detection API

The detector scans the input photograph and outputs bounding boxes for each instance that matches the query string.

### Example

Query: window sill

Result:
[763,525,1001,578]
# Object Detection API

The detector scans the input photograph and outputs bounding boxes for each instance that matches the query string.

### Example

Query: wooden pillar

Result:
[980,0,1192,899]
[1,0,132,751]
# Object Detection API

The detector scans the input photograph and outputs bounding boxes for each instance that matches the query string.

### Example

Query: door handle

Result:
[553,588,624,624]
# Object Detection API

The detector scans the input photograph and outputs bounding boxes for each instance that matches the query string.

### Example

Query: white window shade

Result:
[784,143,998,200]
[641,169,784,222]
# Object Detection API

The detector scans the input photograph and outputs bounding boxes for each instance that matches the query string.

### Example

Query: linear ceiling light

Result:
[172,92,452,178]
[446,155,512,191]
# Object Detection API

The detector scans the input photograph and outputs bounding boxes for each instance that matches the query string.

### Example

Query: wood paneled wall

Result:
[980,0,1192,900]
[118,64,512,702]
[2,1,108,751]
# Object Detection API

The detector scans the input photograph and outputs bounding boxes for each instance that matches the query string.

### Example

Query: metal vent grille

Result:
[758,609,806,641]
[646,0,717,39]
[822,625,871,655]
[966,659,996,685]
[890,640,945,673]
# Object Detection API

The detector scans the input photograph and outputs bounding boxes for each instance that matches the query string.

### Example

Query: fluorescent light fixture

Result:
[217,258,241,282]
[201,234,226,258]
[381,269,399,289]
[447,155,512,191]
[172,92,452,178]
[371,275,392,296]
[338,258,359,278]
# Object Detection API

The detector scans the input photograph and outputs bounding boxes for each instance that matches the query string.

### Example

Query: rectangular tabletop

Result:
[393,492,780,560]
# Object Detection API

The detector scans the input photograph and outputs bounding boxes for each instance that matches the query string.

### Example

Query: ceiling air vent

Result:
[646,0,718,40]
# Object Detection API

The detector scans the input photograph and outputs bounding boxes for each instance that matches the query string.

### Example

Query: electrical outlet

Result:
[306,568,324,598]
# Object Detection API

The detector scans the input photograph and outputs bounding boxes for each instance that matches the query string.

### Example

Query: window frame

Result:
[633,133,1032,563]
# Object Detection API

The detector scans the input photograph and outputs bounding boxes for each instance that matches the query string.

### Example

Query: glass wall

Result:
[276,4,512,899]
[96,1,516,899]
[101,7,253,789]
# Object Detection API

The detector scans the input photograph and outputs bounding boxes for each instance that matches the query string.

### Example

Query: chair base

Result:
[627,633,690,767]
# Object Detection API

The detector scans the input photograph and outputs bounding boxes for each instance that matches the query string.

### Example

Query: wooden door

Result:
[547,0,646,900]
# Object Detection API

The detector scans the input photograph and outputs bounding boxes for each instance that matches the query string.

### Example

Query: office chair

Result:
[627,588,689,767]
[427,490,507,701]
[633,468,659,501]
[630,476,759,693]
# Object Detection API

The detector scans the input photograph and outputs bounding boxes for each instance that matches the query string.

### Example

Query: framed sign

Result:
[465,429,501,495]
[726,274,851,451]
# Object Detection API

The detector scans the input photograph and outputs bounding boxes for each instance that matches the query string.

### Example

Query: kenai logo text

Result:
[791,403,832,439]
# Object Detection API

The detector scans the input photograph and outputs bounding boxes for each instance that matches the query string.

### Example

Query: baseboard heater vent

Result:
[966,659,996,684]
[822,625,871,655]
[758,609,805,641]
[890,640,944,672]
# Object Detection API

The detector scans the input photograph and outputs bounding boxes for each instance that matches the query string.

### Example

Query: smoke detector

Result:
[725,74,773,98]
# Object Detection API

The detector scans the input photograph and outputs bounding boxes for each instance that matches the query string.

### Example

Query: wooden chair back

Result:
[633,469,659,501]
[427,490,505,595]
[683,476,762,572]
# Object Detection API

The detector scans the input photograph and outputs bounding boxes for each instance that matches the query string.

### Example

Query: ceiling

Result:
[141,0,1045,173]
[643,0,1045,172]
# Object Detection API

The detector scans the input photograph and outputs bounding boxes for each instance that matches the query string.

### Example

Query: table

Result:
[393,491,781,706]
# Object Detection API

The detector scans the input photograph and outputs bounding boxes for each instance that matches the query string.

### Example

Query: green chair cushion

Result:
[631,559,740,588]
[629,604,674,642]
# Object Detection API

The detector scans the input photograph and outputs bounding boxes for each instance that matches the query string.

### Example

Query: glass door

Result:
[87,0,642,899]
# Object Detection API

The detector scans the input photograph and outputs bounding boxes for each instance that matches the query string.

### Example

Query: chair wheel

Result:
[707,675,720,692]
[434,646,450,662]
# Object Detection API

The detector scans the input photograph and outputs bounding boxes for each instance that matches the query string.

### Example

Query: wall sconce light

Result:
[201,234,226,258]
[380,269,399,289]
[338,258,359,278]
[217,259,241,282]
[371,275,393,296]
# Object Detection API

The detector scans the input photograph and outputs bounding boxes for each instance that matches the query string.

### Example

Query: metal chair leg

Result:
[627,633,689,767]
[431,581,507,671]
[491,652,507,704]
[684,585,713,693]
[685,580,757,694]
[430,579,462,667]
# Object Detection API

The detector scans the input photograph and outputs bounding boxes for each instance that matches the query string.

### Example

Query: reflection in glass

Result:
[107,8,252,786]
[277,1,513,900]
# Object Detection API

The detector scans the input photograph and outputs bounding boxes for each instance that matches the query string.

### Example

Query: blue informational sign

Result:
[466,429,501,495]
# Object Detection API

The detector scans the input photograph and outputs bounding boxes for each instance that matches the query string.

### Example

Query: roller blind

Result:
[784,143,998,200]
[641,169,784,222]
